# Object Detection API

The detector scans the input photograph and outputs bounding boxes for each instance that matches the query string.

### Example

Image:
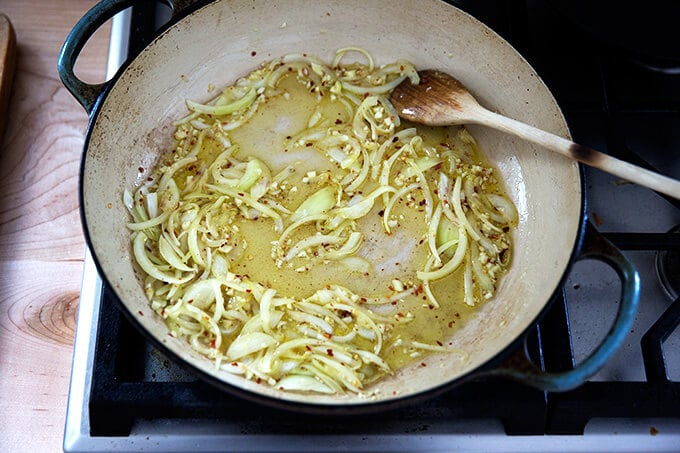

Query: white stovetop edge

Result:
[63,8,680,452]
[63,8,129,452]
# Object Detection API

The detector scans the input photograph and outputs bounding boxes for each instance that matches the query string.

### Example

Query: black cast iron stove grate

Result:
[87,0,680,437]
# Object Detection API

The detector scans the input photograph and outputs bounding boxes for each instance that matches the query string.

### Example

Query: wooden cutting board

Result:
[0,13,17,140]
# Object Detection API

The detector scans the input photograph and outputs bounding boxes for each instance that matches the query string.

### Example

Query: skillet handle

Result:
[488,221,640,391]
[57,0,193,114]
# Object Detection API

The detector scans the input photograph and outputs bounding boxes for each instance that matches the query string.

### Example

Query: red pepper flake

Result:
[448,320,455,328]
[138,166,144,172]
[187,299,194,304]
[436,340,443,346]
[251,51,257,57]
[210,339,216,348]
[322,332,333,339]
[325,12,330,16]
[335,118,343,125]
[592,212,603,226]
[326,348,334,357]
[231,362,239,367]
[138,310,144,316]
[305,345,312,351]
[420,362,427,367]
[256,377,262,384]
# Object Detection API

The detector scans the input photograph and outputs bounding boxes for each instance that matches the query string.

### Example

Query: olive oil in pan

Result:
[197,74,506,369]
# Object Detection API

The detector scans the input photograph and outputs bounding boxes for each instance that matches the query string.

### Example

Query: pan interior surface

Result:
[82,0,581,405]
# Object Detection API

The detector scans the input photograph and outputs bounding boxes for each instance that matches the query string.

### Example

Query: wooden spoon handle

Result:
[475,107,680,199]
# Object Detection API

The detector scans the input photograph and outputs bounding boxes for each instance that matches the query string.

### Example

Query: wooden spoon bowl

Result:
[390,70,680,200]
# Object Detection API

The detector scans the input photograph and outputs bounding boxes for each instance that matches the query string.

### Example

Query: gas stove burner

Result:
[656,224,680,300]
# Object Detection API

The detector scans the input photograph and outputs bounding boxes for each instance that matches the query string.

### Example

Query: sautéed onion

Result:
[124,49,517,394]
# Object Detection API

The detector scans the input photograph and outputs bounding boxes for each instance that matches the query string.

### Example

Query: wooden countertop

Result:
[0,1,109,451]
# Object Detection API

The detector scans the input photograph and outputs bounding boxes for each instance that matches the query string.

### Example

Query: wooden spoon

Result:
[390,70,680,200]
